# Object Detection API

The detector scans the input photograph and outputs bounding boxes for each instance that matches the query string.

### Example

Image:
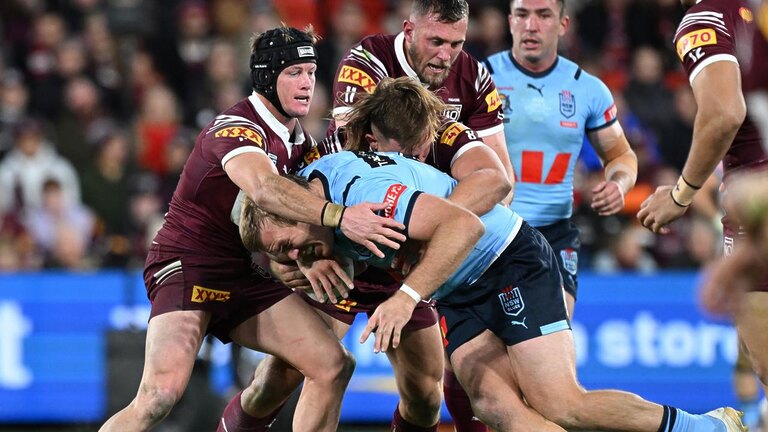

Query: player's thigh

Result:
[450,329,521,398]
[229,293,349,376]
[386,323,444,398]
[141,309,210,394]
[506,329,582,412]
[736,291,768,381]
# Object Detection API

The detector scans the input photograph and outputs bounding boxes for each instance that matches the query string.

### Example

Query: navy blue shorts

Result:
[436,222,570,358]
[536,219,580,299]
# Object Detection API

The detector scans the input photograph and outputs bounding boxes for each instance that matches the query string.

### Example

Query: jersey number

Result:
[355,151,397,168]
[688,47,704,63]
[519,151,571,184]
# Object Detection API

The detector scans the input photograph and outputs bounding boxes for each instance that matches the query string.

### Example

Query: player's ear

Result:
[403,19,414,41]
[365,133,378,150]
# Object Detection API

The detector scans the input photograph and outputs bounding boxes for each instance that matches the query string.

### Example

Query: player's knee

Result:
[134,383,182,424]
[526,389,587,429]
[307,346,356,385]
[400,381,442,423]
[469,396,506,427]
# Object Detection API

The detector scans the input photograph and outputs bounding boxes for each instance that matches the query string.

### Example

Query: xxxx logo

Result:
[334,299,358,312]
[191,285,231,303]
[214,127,263,146]
[337,66,376,93]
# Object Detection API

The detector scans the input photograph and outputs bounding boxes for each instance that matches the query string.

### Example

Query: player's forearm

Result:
[603,149,637,196]
[681,110,742,187]
[251,175,328,226]
[683,62,746,187]
[448,168,511,215]
[402,212,485,300]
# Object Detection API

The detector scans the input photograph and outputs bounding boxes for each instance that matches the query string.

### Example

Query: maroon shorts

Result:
[144,244,293,343]
[722,217,768,292]
[298,276,438,332]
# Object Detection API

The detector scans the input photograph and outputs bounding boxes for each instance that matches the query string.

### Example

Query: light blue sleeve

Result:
[584,76,617,131]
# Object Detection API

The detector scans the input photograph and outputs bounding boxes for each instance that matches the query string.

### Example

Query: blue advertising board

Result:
[0,271,740,423]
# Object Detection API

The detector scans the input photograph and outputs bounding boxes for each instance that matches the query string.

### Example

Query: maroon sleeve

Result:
[330,36,389,114]
[673,0,740,82]
[203,118,270,167]
[427,120,482,173]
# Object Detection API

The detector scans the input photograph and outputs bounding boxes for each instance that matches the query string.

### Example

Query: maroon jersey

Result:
[674,0,767,178]
[329,33,503,138]
[154,94,316,258]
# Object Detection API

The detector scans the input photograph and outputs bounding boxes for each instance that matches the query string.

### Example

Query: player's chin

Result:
[285,104,311,118]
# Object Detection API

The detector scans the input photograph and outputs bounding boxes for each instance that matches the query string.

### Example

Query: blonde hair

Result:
[343,77,445,154]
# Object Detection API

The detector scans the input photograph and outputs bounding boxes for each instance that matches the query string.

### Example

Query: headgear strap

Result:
[250,27,317,118]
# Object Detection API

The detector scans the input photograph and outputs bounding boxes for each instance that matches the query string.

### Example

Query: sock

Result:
[660,405,728,432]
[391,405,439,432]
[217,390,284,432]
[443,369,488,432]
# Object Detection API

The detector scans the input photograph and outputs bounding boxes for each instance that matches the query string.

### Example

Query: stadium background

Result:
[0,0,754,430]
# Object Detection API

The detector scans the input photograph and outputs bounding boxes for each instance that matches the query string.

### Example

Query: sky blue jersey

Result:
[299,151,523,299]
[485,52,618,226]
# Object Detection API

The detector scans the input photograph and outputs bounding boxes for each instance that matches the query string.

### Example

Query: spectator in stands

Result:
[0,118,80,216]
[79,127,135,268]
[25,178,94,270]
[134,84,180,176]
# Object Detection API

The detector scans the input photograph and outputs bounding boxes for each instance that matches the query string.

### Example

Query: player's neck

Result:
[511,50,557,74]
[257,93,297,128]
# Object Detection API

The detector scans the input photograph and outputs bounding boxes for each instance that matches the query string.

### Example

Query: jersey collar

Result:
[394,32,420,80]
[248,91,306,153]
[509,51,560,79]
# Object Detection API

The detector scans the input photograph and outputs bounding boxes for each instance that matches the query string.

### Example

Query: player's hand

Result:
[269,260,311,291]
[390,241,424,276]
[297,257,354,304]
[359,291,418,352]
[591,180,624,216]
[341,202,406,258]
[637,185,687,234]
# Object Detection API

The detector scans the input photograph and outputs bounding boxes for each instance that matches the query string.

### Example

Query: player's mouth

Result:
[426,63,447,74]
[521,38,540,49]
[295,95,311,104]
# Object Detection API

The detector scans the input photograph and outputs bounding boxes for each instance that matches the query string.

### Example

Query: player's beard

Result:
[409,45,451,88]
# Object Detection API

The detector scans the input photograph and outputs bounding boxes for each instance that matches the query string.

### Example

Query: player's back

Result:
[674,0,767,177]
[301,151,522,296]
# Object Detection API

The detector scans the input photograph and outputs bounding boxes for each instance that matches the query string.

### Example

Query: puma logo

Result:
[527,83,544,96]
[510,317,528,329]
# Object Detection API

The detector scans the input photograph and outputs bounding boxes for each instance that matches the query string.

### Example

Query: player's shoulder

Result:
[484,50,511,72]
[452,49,485,75]
[556,57,606,89]
[353,33,397,58]
[676,0,748,37]
[204,98,268,144]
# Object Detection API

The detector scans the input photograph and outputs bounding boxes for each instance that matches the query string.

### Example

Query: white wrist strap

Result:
[399,284,422,302]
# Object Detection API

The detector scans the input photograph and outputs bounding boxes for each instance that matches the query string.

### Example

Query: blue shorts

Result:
[436,222,570,358]
[536,219,580,299]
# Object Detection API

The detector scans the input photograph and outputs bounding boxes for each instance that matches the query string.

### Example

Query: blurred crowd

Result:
[0,0,724,272]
